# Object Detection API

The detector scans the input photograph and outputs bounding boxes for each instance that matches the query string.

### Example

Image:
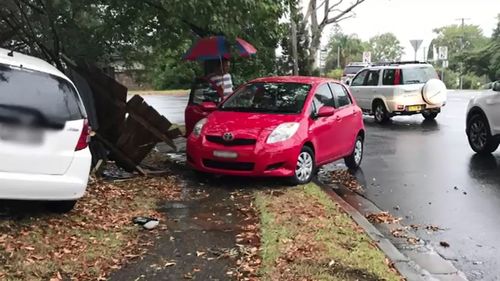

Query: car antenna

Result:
[7,49,14,57]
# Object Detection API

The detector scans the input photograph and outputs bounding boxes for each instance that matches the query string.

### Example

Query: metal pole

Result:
[423,47,426,62]
[337,46,340,69]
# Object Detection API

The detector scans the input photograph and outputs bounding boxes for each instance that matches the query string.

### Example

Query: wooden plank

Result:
[94,132,147,176]
[128,112,177,150]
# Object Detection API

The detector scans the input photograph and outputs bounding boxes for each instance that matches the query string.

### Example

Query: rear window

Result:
[402,67,438,84]
[343,66,364,75]
[0,64,84,126]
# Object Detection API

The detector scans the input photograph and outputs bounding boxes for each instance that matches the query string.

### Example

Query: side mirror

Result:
[345,80,350,86]
[493,81,500,92]
[201,101,217,112]
[317,106,335,118]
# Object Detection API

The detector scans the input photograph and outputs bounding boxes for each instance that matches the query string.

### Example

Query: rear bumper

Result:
[0,149,91,200]
[187,136,300,177]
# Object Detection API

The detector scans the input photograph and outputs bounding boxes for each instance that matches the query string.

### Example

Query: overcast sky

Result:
[305,0,500,60]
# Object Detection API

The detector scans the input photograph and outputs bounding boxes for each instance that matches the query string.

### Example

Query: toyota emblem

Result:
[222,132,234,141]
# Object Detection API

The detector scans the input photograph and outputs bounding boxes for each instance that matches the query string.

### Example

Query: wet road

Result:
[145,90,500,280]
[351,91,500,281]
[141,95,188,125]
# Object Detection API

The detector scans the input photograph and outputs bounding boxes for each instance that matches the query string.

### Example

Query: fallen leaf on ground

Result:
[366,212,401,224]
[440,241,450,248]
[164,261,176,267]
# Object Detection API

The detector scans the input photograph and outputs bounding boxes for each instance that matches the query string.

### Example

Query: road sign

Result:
[438,46,448,60]
[362,51,371,63]
[442,60,448,68]
[409,40,423,52]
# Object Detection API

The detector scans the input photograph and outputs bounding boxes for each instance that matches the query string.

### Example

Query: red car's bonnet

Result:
[203,111,301,138]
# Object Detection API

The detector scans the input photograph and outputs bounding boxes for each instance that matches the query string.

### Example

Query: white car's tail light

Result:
[75,119,90,151]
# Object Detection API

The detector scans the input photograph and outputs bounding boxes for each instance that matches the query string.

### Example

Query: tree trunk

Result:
[290,13,299,75]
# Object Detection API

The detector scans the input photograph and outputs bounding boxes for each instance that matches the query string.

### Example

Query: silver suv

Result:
[348,62,447,123]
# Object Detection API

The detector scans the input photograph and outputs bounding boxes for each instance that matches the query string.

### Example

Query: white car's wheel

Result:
[373,101,390,123]
[422,79,447,105]
[467,114,499,154]
[46,200,77,213]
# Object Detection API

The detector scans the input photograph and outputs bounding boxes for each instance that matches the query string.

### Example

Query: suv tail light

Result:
[76,119,90,151]
[394,69,401,85]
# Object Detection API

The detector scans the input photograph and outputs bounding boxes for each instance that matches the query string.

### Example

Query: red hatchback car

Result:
[186,76,365,184]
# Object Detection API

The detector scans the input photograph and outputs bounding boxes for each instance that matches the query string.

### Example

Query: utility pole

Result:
[423,46,426,62]
[337,46,340,69]
[456,17,470,90]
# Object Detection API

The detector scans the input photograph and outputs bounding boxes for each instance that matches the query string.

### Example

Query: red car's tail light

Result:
[76,119,90,151]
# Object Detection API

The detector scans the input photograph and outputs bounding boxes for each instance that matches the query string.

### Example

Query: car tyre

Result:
[467,114,499,154]
[194,170,212,181]
[46,200,77,213]
[373,101,390,123]
[422,111,438,120]
[344,135,364,170]
[290,146,315,185]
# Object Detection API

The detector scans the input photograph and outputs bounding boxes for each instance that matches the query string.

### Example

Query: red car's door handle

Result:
[336,116,342,121]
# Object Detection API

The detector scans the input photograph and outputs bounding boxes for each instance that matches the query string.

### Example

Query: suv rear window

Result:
[343,66,364,75]
[402,67,438,84]
[0,64,84,127]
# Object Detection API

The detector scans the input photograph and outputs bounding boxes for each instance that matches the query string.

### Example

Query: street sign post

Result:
[410,40,423,61]
[438,46,448,60]
[362,51,371,63]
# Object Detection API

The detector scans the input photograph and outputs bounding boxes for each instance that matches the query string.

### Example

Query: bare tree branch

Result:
[320,0,365,28]
[334,14,355,23]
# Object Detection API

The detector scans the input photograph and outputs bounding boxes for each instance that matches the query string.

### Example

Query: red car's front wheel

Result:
[290,146,315,185]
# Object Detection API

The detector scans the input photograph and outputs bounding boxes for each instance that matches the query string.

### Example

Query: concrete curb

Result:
[314,179,469,281]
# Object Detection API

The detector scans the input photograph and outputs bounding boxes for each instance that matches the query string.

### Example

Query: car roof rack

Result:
[372,61,429,66]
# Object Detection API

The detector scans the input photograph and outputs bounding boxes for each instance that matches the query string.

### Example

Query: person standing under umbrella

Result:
[205,58,233,96]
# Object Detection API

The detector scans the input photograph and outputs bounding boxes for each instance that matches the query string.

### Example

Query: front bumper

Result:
[0,149,91,200]
[187,136,301,177]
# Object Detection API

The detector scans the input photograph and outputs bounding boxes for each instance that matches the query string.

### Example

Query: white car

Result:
[348,62,447,123]
[466,81,500,154]
[0,48,91,212]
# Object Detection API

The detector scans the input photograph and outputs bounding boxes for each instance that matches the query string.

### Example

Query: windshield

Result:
[402,67,438,84]
[344,66,364,75]
[220,82,311,114]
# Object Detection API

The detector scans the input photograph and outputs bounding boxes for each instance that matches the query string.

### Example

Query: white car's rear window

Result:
[0,64,84,128]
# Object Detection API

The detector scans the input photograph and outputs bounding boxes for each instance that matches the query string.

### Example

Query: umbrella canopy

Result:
[183,36,257,61]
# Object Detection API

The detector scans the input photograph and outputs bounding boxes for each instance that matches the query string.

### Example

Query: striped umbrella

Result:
[183,36,257,61]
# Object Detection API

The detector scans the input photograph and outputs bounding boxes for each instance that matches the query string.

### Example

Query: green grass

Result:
[255,184,401,281]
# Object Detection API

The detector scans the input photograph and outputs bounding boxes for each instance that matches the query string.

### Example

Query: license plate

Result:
[407,105,424,112]
[0,124,44,145]
[213,150,238,159]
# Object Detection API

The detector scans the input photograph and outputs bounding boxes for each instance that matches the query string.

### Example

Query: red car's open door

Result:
[184,77,224,136]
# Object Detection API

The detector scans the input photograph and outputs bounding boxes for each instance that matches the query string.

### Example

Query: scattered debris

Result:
[393,205,400,210]
[454,186,459,190]
[425,225,443,232]
[132,217,160,230]
[366,212,402,224]
[463,191,468,195]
